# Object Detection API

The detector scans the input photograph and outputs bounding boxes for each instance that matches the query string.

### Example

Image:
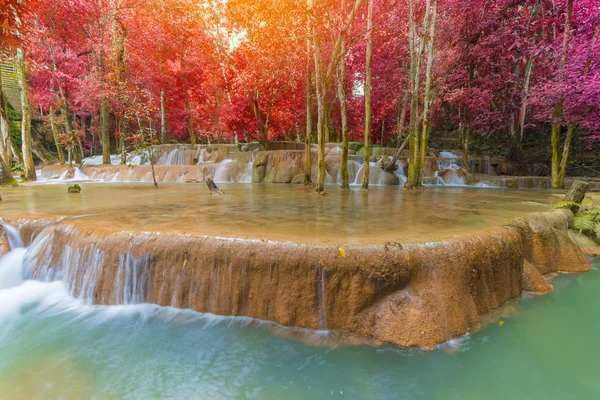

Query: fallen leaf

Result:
[498,320,505,327]
[339,247,347,258]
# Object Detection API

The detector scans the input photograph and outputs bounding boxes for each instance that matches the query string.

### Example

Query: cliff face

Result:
[5,208,592,348]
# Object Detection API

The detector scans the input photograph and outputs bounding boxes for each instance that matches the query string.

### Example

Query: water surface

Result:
[0,184,563,244]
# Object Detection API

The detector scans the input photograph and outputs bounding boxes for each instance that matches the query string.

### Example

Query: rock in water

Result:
[68,184,81,194]
[206,178,224,196]
[565,180,589,213]
[65,166,75,180]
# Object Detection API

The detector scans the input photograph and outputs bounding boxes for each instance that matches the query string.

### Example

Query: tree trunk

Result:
[0,156,15,185]
[48,105,65,164]
[556,14,600,188]
[336,24,349,189]
[309,0,364,193]
[361,0,374,190]
[417,0,437,183]
[186,90,196,146]
[16,50,36,182]
[100,97,111,164]
[160,88,167,144]
[405,0,430,188]
[309,0,327,193]
[0,90,16,185]
[0,86,11,166]
[304,36,313,185]
[31,130,59,165]
[550,0,573,189]
[462,109,471,171]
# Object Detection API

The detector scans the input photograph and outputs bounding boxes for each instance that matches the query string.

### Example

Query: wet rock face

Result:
[522,260,553,293]
[252,153,268,183]
[11,207,594,349]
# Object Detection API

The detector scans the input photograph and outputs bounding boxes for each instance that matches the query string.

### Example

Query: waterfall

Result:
[0,224,153,305]
[318,267,327,330]
[443,170,466,186]
[1,223,24,249]
[239,162,253,183]
[114,254,153,305]
[214,159,233,182]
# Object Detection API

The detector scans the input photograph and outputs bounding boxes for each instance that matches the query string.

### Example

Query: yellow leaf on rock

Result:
[339,248,347,258]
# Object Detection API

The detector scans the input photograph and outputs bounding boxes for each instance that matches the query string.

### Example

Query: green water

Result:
[0,258,598,399]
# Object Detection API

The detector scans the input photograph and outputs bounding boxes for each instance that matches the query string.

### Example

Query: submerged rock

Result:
[68,184,81,194]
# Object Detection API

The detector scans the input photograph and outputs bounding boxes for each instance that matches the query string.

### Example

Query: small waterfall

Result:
[318,267,327,330]
[114,254,153,305]
[214,159,233,182]
[1,223,25,249]
[443,170,466,186]
[392,160,408,186]
[0,224,153,305]
[58,168,90,181]
[239,162,253,183]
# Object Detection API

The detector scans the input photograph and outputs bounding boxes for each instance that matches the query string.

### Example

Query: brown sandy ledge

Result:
[0,208,596,348]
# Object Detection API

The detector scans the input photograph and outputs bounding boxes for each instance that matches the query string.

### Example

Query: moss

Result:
[0,177,18,187]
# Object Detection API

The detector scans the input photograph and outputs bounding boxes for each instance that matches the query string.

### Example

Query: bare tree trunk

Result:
[551,0,573,189]
[0,89,16,185]
[309,0,364,193]
[0,91,11,166]
[308,0,326,193]
[49,106,65,165]
[336,20,350,189]
[186,90,197,146]
[16,50,36,181]
[406,0,431,188]
[417,0,437,183]
[304,35,313,185]
[160,88,167,144]
[462,108,471,170]
[361,0,374,190]
[100,97,111,164]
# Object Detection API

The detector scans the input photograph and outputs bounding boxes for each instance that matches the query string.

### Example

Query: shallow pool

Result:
[0,255,597,399]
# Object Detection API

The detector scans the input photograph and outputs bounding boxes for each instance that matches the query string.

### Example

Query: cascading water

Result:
[0,224,152,305]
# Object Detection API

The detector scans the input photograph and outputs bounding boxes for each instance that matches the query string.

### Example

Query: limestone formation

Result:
[565,180,589,213]
[9,205,595,349]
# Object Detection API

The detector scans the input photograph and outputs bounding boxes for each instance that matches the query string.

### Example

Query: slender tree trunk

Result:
[160,88,167,144]
[16,50,36,181]
[100,97,111,164]
[417,0,437,183]
[556,14,599,188]
[309,0,364,193]
[462,108,471,171]
[0,91,11,166]
[308,0,327,193]
[0,88,15,185]
[186,90,196,146]
[405,0,430,188]
[551,0,573,189]
[361,0,374,190]
[59,97,82,164]
[304,37,313,185]
[336,26,350,189]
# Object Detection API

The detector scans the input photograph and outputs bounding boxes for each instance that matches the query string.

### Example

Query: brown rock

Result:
[291,174,305,184]
[522,260,553,293]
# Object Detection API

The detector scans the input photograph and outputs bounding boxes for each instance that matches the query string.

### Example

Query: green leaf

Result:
[553,200,579,210]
